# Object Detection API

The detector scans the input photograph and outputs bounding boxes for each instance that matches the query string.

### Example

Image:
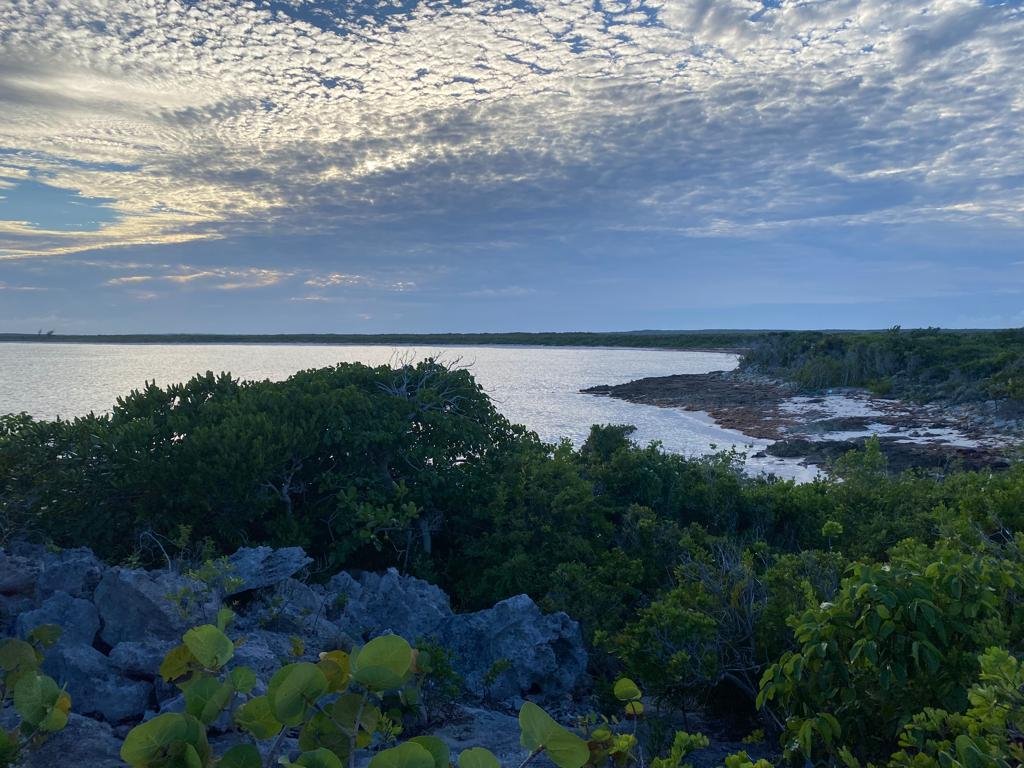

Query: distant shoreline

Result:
[0,331,754,354]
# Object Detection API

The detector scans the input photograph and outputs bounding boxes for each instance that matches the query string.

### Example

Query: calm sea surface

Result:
[0,343,812,480]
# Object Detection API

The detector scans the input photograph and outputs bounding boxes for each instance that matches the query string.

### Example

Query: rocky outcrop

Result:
[225,545,312,596]
[443,595,589,704]
[3,543,589,765]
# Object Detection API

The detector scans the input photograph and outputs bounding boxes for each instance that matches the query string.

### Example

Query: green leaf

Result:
[409,736,450,768]
[267,662,329,726]
[219,744,262,768]
[458,748,501,768]
[235,695,283,739]
[0,639,37,673]
[27,624,62,648]
[119,713,209,767]
[12,672,61,727]
[183,625,234,670]
[160,644,196,683]
[293,749,345,768]
[352,635,414,692]
[184,677,233,725]
[368,742,436,768]
[613,677,642,701]
[228,665,258,694]
[518,702,589,768]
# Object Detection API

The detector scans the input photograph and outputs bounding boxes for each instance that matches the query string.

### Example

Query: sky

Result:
[0,0,1022,333]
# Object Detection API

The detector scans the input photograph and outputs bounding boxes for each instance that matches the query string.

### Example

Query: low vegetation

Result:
[742,327,1024,401]
[2,358,1024,765]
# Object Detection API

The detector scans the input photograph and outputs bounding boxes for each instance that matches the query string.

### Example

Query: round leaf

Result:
[13,673,61,726]
[368,742,436,768]
[119,713,209,767]
[612,678,641,702]
[293,749,345,768]
[267,662,329,726]
[409,736,450,768]
[518,702,589,768]
[183,625,234,670]
[352,635,413,691]
[220,744,262,768]
[235,695,283,739]
[459,747,501,768]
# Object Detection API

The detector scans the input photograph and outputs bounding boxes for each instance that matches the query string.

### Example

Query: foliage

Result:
[757,537,1024,764]
[0,626,70,767]
[122,621,713,768]
[890,647,1024,768]
[742,327,1024,403]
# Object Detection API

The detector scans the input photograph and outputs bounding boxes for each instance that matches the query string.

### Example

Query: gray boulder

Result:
[15,713,124,768]
[43,644,152,722]
[225,546,312,596]
[93,567,217,646]
[37,547,104,599]
[442,594,588,705]
[15,590,100,646]
[232,628,302,682]
[109,639,175,679]
[432,705,532,765]
[327,568,453,641]
[238,578,342,649]
[0,552,38,596]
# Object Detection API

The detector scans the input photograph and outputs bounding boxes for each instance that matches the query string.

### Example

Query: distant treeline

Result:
[0,330,760,350]
[742,327,1024,401]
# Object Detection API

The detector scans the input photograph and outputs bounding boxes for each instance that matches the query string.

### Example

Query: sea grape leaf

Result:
[458,747,501,768]
[267,662,329,726]
[408,736,450,768]
[368,742,435,768]
[235,695,283,739]
[183,625,234,669]
[519,702,589,768]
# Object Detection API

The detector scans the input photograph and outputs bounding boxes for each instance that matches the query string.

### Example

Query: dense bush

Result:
[3,360,1024,765]
[742,327,1024,403]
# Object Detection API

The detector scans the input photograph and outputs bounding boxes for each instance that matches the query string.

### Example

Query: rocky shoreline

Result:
[583,370,1020,474]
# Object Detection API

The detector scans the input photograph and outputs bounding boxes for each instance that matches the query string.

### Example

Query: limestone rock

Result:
[225,546,312,596]
[442,594,587,705]
[93,567,216,646]
[16,590,100,646]
[327,567,453,642]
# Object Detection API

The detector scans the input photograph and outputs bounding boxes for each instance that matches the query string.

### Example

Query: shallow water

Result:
[0,342,814,480]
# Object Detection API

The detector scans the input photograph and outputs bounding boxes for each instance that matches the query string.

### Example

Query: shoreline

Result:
[583,369,1020,474]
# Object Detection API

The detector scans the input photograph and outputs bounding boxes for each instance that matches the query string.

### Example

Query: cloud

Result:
[0,0,1020,260]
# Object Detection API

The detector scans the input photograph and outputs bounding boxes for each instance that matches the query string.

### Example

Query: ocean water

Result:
[0,342,814,480]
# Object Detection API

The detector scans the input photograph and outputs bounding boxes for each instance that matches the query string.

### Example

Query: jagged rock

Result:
[225,546,312,596]
[431,705,531,764]
[14,713,124,768]
[15,589,100,646]
[231,628,300,683]
[0,593,36,635]
[93,567,217,646]
[0,551,39,596]
[37,547,104,599]
[327,567,453,641]
[43,644,152,722]
[238,578,342,649]
[442,594,588,705]
[109,639,175,679]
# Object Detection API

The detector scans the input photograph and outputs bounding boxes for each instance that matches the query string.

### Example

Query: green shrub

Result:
[757,538,1024,764]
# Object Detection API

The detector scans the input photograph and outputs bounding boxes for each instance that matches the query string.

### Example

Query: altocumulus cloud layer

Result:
[0,0,1022,331]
